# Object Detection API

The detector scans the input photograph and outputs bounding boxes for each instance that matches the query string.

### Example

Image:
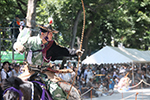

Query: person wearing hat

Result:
[13,17,83,67]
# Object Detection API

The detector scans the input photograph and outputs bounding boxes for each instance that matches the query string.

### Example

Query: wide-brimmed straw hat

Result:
[39,25,58,33]
[39,17,59,33]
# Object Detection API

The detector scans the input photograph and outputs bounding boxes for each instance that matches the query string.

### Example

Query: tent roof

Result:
[82,46,150,64]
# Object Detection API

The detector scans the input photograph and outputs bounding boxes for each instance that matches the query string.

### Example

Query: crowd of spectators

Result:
[52,62,150,98]
[0,61,150,99]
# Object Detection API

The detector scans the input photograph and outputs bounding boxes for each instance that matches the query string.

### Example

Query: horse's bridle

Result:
[32,81,52,100]
[3,87,23,100]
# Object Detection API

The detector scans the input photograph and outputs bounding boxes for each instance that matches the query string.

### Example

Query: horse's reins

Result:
[32,81,52,100]
[3,87,23,100]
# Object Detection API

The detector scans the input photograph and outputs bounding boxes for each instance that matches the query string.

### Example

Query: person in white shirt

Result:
[84,67,88,79]
[86,69,93,83]
[1,61,10,81]
[62,66,71,82]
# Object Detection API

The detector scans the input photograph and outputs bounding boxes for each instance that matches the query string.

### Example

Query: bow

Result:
[66,0,85,99]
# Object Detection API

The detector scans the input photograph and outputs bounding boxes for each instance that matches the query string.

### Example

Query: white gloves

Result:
[13,42,25,54]
[76,49,84,56]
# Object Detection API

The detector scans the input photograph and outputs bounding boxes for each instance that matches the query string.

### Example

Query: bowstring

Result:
[66,0,85,99]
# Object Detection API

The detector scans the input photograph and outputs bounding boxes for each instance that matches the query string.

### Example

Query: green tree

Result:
[1,0,150,59]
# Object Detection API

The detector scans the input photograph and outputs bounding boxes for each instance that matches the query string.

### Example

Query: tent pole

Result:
[132,62,134,84]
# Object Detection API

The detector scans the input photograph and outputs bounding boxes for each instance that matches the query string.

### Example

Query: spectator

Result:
[9,15,20,39]
[67,61,72,69]
[9,63,21,77]
[70,67,76,83]
[113,71,119,78]
[86,69,90,83]
[1,61,10,81]
[86,78,99,97]
[62,66,71,82]
[96,82,110,96]
[0,69,3,100]
[109,79,115,90]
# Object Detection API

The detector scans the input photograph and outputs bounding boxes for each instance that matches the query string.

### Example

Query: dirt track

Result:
[84,88,150,100]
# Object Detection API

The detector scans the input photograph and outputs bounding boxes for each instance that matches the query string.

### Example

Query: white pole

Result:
[132,62,134,84]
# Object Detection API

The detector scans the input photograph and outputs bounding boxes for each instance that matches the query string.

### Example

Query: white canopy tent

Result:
[82,46,150,84]
[82,46,150,64]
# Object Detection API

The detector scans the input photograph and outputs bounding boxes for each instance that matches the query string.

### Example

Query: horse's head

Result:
[2,75,43,100]
[2,77,24,100]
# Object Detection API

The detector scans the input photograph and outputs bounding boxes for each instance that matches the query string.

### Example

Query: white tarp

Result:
[82,46,150,64]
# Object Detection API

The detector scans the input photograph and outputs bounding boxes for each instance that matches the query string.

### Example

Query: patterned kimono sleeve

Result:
[25,35,44,65]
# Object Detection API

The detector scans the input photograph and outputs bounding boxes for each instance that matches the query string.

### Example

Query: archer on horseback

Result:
[11,17,83,100]
[13,17,83,67]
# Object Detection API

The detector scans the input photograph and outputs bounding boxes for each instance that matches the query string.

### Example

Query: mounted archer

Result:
[13,17,83,66]
[10,17,82,100]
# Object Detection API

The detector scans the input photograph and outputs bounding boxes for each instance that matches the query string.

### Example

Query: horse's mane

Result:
[2,76,24,90]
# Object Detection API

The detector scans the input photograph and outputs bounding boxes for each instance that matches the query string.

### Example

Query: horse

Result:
[18,64,81,100]
[2,76,42,100]
[27,72,81,100]
[2,68,81,100]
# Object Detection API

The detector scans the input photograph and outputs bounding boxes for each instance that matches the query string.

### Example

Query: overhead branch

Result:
[17,0,27,6]
[70,9,82,48]
[113,3,126,13]
[4,0,8,3]
[16,0,26,16]
[85,2,111,13]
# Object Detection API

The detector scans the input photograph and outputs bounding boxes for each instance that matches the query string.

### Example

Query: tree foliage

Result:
[1,0,150,60]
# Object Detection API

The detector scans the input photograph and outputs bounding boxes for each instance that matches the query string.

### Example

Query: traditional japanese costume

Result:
[14,24,77,66]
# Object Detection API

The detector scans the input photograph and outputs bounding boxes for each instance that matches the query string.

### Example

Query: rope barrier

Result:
[128,79,150,89]
[142,80,150,86]
[121,93,137,100]
[129,80,143,89]
[79,79,150,99]
[80,88,93,97]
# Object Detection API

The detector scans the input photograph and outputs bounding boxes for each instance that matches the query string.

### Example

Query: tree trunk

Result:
[70,10,82,49]
[26,0,38,36]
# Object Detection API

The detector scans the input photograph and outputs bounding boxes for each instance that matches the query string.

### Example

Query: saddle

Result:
[28,72,67,100]
[18,64,73,82]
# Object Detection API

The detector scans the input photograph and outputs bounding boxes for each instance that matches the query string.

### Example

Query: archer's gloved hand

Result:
[76,49,84,56]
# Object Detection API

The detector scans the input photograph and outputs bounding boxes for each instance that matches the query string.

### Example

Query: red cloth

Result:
[46,67,59,73]
[42,41,54,62]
